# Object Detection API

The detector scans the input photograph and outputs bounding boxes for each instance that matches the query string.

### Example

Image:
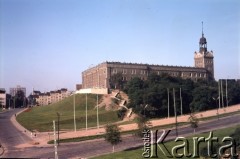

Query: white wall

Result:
[75,88,108,94]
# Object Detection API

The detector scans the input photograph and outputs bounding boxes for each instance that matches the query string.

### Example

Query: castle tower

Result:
[194,22,214,80]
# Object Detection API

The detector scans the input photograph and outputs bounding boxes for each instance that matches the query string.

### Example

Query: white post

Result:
[86,93,88,131]
[97,94,99,129]
[73,93,76,132]
[53,120,58,159]
[167,88,170,118]
[173,88,176,117]
[221,79,224,107]
[226,79,228,107]
[218,80,221,109]
[173,88,178,137]
[180,87,183,115]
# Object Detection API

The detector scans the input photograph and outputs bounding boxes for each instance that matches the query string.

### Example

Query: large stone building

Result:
[82,27,214,89]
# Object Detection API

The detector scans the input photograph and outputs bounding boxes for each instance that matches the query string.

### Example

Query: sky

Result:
[0,0,239,95]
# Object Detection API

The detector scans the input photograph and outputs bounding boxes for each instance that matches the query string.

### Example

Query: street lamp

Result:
[144,104,148,117]
[56,112,60,145]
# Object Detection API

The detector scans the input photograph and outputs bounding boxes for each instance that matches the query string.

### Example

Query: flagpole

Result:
[218,80,221,109]
[97,94,99,129]
[173,88,178,137]
[73,92,76,132]
[167,88,170,118]
[180,87,182,115]
[221,79,224,107]
[86,93,88,131]
[226,79,228,107]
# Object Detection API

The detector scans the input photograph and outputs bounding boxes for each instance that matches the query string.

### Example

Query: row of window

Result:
[112,69,147,75]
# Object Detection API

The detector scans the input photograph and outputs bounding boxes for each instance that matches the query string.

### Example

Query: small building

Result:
[35,88,70,106]
[0,88,6,108]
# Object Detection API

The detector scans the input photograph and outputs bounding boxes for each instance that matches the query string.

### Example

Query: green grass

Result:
[17,94,121,132]
[92,124,240,159]
[47,110,240,144]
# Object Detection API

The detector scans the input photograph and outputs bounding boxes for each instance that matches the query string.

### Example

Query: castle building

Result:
[82,25,214,89]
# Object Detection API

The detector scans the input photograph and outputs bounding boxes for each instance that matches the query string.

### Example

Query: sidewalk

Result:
[12,104,240,148]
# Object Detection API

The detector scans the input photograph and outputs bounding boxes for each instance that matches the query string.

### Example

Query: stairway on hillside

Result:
[112,90,132,119]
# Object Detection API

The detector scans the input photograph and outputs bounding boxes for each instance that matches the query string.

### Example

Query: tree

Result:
[135,114,151,137]
[228,82,240,105]
[104,124,122,153]
[14,90,26,108]
[188,114,199,133]
[117,108,127,120]
[190,86,217,112]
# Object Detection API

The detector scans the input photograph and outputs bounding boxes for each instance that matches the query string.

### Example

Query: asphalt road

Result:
[0,109,239,158]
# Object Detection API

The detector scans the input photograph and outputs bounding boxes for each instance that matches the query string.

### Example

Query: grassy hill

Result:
[17,94,120,132]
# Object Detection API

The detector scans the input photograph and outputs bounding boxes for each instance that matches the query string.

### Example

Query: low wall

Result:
[76,88,108,94]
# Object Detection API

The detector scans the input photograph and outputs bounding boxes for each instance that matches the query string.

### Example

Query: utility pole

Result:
[180,87,183,115]
[53,120,58,159]
[221,79,224,107]
[173,88,178,137]
[226,79,228,107]
[56,112,60,146]
[97,94,99,129]
[73,93,76,132]
[86,93,88,131]
[14,97,15,109]
[218,80,221,109]
[213,97,219,120]
[167,88,170,118]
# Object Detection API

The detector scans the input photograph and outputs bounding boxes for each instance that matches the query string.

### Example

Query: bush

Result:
[117,108,127,120]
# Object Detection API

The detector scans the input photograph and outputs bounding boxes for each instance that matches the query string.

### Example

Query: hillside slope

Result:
[17,94,120,132]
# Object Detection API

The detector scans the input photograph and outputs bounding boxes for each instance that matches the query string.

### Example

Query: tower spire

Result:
[199,21,207,53]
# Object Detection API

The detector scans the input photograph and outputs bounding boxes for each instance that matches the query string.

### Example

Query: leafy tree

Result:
[125,77,145,112]
[190,86,217,112]
[188,114,199,133]
[117,108,127,120]
[228,82,240,105]
[104,124,122,153]
[14,90,26,108]
[124,73,240,119]
[135,114,151,137]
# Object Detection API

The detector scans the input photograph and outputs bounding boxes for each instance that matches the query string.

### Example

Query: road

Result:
[0,109,239,158]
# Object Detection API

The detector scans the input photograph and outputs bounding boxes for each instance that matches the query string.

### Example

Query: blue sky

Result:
[0,0,239,95]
